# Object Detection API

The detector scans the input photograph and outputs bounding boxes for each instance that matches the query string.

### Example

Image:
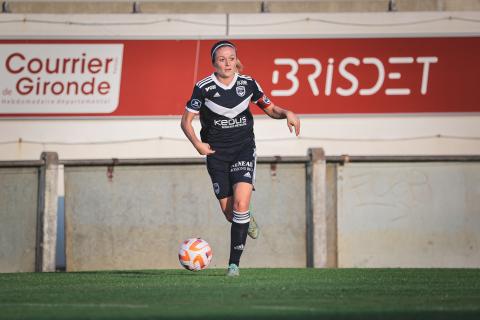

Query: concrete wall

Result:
[139,1,262,13]
[4,1,134,14]
[0,154,59,273]
[64,162,306,271]
[395,0,480,11]
[3,1,480,14]
[337,162,480,267]
[1,11,479,38]
[0,167,38,272]
[3,154,480,271]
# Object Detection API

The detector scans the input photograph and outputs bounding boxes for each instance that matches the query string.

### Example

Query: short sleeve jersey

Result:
[186,73,271,153]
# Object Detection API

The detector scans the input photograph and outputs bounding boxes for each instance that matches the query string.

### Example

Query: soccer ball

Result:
[178,238,213,271]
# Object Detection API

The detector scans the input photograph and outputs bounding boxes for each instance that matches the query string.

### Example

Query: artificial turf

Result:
[0,268,479,319]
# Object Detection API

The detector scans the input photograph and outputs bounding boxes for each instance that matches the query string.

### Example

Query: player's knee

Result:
[233,200,249,213]
[222,209,233,222]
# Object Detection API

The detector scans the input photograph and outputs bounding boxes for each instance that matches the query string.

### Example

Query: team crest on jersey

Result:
[236,86,246,97]
[191,99,202,108]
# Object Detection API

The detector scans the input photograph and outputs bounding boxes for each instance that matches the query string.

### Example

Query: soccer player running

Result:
[181,40,300,276]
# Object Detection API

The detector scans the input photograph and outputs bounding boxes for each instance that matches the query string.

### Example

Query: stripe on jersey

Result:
[186,107,199,114]
[196,75,211,85]
[252,148,257,185]
[254,80,264,93]
[197,80,213,89]
[238,74,252,80]
[204,94,252,119]
[196,76,213,88]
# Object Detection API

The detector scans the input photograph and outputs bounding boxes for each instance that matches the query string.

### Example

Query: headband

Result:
[211,41,236,62]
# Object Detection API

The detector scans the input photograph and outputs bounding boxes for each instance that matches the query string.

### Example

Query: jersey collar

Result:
[211,72,238,90]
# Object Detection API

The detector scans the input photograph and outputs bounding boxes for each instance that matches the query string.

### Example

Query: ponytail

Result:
[236,58,244,73]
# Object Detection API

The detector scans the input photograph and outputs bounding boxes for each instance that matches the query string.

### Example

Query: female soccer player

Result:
[181,40,300,276]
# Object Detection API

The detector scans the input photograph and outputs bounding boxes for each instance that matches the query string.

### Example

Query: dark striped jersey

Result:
[186,73,272,160]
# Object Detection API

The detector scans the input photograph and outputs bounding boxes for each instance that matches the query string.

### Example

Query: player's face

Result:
[213,46,237,79]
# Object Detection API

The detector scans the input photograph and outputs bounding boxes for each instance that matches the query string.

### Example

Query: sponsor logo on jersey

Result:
[191,99,202,108]
[205,85,216,92]
[236,86,246,97]
[213,182,220,195]
[232,161,253,168]
[237,80,247,85]
[214,116,247,128]
[263,95,271,104]
[230,160,254,173]
[213,92,221,98]
[243,172,252,178]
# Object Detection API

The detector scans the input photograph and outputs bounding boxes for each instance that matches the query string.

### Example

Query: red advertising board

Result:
[1,37,479,117]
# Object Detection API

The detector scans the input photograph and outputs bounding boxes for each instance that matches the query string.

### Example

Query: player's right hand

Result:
[195,142,215,155]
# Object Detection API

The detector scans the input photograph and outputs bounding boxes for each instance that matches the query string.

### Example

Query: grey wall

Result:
[4,1,480,14]
[64,163,306,271]
[3,155,480,272]
[337,162,480,267]
[0,168,38,272]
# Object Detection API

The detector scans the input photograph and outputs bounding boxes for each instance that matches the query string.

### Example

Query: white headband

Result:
[211,43,236,61]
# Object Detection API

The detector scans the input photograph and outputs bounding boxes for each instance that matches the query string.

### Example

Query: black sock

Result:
[228,211,250,266]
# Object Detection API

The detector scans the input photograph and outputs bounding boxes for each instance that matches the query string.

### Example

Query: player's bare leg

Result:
[218,197,233,222]
[218,187,259,239]
[232,182,253,212]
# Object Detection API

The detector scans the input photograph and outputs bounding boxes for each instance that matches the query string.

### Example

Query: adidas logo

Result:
[214,92,221,98]
[243,172,251,178]
[234,244,244,251]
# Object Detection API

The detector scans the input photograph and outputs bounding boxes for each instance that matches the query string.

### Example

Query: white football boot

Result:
[226,263,240,277]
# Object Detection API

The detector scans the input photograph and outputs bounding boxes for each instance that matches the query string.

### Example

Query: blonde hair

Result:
[236,58,244,73]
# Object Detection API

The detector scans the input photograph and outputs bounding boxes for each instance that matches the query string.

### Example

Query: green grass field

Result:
[1,268,479,319]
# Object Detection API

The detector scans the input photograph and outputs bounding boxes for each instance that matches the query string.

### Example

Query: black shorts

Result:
[206,141,257,200]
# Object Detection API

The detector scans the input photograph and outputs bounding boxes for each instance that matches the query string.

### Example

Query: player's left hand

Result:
[286,111,300,136]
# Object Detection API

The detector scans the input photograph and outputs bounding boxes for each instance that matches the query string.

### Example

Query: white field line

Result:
[251,305,317,312]
[0,303,149,309]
